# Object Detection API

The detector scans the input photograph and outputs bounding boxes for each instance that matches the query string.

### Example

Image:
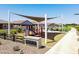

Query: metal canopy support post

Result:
[45,14,47,45]
[8,10,10,35]
[38,23,40,35]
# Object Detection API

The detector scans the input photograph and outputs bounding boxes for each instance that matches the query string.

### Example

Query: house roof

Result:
[48,23,59,27]
[0,19,8,24]
[12,20,37,25]
[12,20,26,24]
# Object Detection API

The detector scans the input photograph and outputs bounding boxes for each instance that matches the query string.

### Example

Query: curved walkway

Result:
[46,28,79,54]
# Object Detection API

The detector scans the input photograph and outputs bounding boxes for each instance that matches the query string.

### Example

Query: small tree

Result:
[10,29,17,41]
[0,41,2,45]
[12,34,16,41]
[3,33,7,40]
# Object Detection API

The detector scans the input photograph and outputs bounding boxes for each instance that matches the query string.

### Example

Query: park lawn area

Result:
[42,33,65,48]
[54,34,65,41]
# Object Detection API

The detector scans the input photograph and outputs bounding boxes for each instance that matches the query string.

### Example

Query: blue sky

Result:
[0,4,79,24]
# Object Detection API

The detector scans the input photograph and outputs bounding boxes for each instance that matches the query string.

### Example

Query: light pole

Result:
[60,14,64,32]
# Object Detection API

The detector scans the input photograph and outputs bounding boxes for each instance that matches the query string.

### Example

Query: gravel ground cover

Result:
[0,34,64,54]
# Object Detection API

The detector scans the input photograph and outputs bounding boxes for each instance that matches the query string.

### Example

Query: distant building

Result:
[48,23,59,31]
[0,19,8,29]
[0,19,38,29]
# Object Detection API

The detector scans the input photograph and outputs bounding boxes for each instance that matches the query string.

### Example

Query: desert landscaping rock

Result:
[0,38,53,54]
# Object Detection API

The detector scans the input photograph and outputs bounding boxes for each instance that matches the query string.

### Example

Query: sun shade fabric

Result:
[74,13,79,15]
[13,13,57,22]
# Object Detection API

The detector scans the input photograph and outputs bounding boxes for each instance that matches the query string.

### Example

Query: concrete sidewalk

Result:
[46,28,79,54]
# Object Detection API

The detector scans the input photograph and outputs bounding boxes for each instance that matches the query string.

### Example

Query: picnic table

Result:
[24,36,42,48]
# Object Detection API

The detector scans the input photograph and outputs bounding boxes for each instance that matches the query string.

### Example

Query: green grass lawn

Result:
[54,34,65,41]
[42,33,65,48]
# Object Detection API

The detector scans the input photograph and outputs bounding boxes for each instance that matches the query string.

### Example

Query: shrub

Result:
[13,46,20,51]
[3,33,7,39]
[10,29,17,34]
[11,34,16,41]
[0,29,7,39]
[17,28,23,33]
[58,28,62,31]
[63,26,72,32]
[75,26,79,31]
[50,28,53,31]
[0,29,7,35]
[55,28,59,31]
